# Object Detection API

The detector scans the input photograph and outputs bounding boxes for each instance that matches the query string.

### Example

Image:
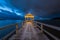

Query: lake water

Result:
[0,20,22,39]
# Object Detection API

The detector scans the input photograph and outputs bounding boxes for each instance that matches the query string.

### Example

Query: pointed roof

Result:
[25,13,33,16]
[25,13,34,18]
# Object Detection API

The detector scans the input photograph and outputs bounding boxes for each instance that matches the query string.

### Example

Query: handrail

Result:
[33,21,60,40]
[0,23,18,30]
[43,29,60,40]
[1,29,16,40]
[43,24,60,31]
[33,23,41,29]
[34,21,60,31]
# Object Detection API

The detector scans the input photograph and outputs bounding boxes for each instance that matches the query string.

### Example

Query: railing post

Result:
[41,23,43,33]
[22,21,23,27]
[16,23,19,36]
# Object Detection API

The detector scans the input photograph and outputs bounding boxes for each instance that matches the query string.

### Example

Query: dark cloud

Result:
[10,0,60,18]
[0,0,60,19]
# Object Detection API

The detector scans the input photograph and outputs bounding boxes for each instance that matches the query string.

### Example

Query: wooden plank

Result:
[9,22,49,40]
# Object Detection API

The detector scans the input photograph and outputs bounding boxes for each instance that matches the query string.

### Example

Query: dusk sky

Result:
[0,0,60,20]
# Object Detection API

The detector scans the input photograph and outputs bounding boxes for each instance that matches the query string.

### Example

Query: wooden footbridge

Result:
[0,14,60,40]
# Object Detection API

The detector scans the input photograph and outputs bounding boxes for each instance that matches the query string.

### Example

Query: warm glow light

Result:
[25,13,34,18]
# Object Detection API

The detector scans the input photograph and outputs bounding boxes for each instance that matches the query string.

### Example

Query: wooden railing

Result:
[0,23,17,30]
[0,21,60,40]
[33,21,60,40]
[0,23,19,40]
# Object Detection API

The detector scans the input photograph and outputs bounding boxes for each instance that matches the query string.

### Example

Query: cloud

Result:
[0,0,24,16]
